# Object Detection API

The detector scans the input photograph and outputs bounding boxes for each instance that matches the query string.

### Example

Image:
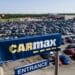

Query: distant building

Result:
[64,15,75,20]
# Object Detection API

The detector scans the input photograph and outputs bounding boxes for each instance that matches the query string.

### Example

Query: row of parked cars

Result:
[0,17,75,40]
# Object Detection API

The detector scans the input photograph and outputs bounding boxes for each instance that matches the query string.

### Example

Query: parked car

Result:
[59,55,71,65]
[66,44,75,49]
[40,52,51,59]
[65,37,73,43]
[63,48,75,56]
[63,44,75,56]
[72,39,75,43]
[71,54,75,60]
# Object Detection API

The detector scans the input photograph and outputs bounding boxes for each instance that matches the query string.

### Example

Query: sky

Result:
[0,0,75,13]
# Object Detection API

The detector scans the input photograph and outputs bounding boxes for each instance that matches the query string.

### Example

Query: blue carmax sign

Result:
[15,59,49,75]
[0,33,61,62]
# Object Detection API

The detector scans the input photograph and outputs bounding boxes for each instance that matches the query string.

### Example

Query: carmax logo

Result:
[9,39,56,54]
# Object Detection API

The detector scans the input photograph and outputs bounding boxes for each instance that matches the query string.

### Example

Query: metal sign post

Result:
[55,48,60,75]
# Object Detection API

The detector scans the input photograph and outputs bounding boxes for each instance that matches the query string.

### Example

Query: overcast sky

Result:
[0,0,75,13]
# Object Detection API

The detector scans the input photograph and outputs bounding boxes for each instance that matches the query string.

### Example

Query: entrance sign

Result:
[15,59,49,75]
[0,33,61,62]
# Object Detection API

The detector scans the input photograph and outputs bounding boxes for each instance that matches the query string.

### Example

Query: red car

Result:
[63,44,75,56]
[63,48,75,56]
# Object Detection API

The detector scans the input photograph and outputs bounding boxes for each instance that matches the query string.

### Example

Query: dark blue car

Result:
[59,55,71,65]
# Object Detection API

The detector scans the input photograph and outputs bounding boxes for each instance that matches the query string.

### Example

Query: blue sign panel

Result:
[0,33,61,62]
[15,59,49,75]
